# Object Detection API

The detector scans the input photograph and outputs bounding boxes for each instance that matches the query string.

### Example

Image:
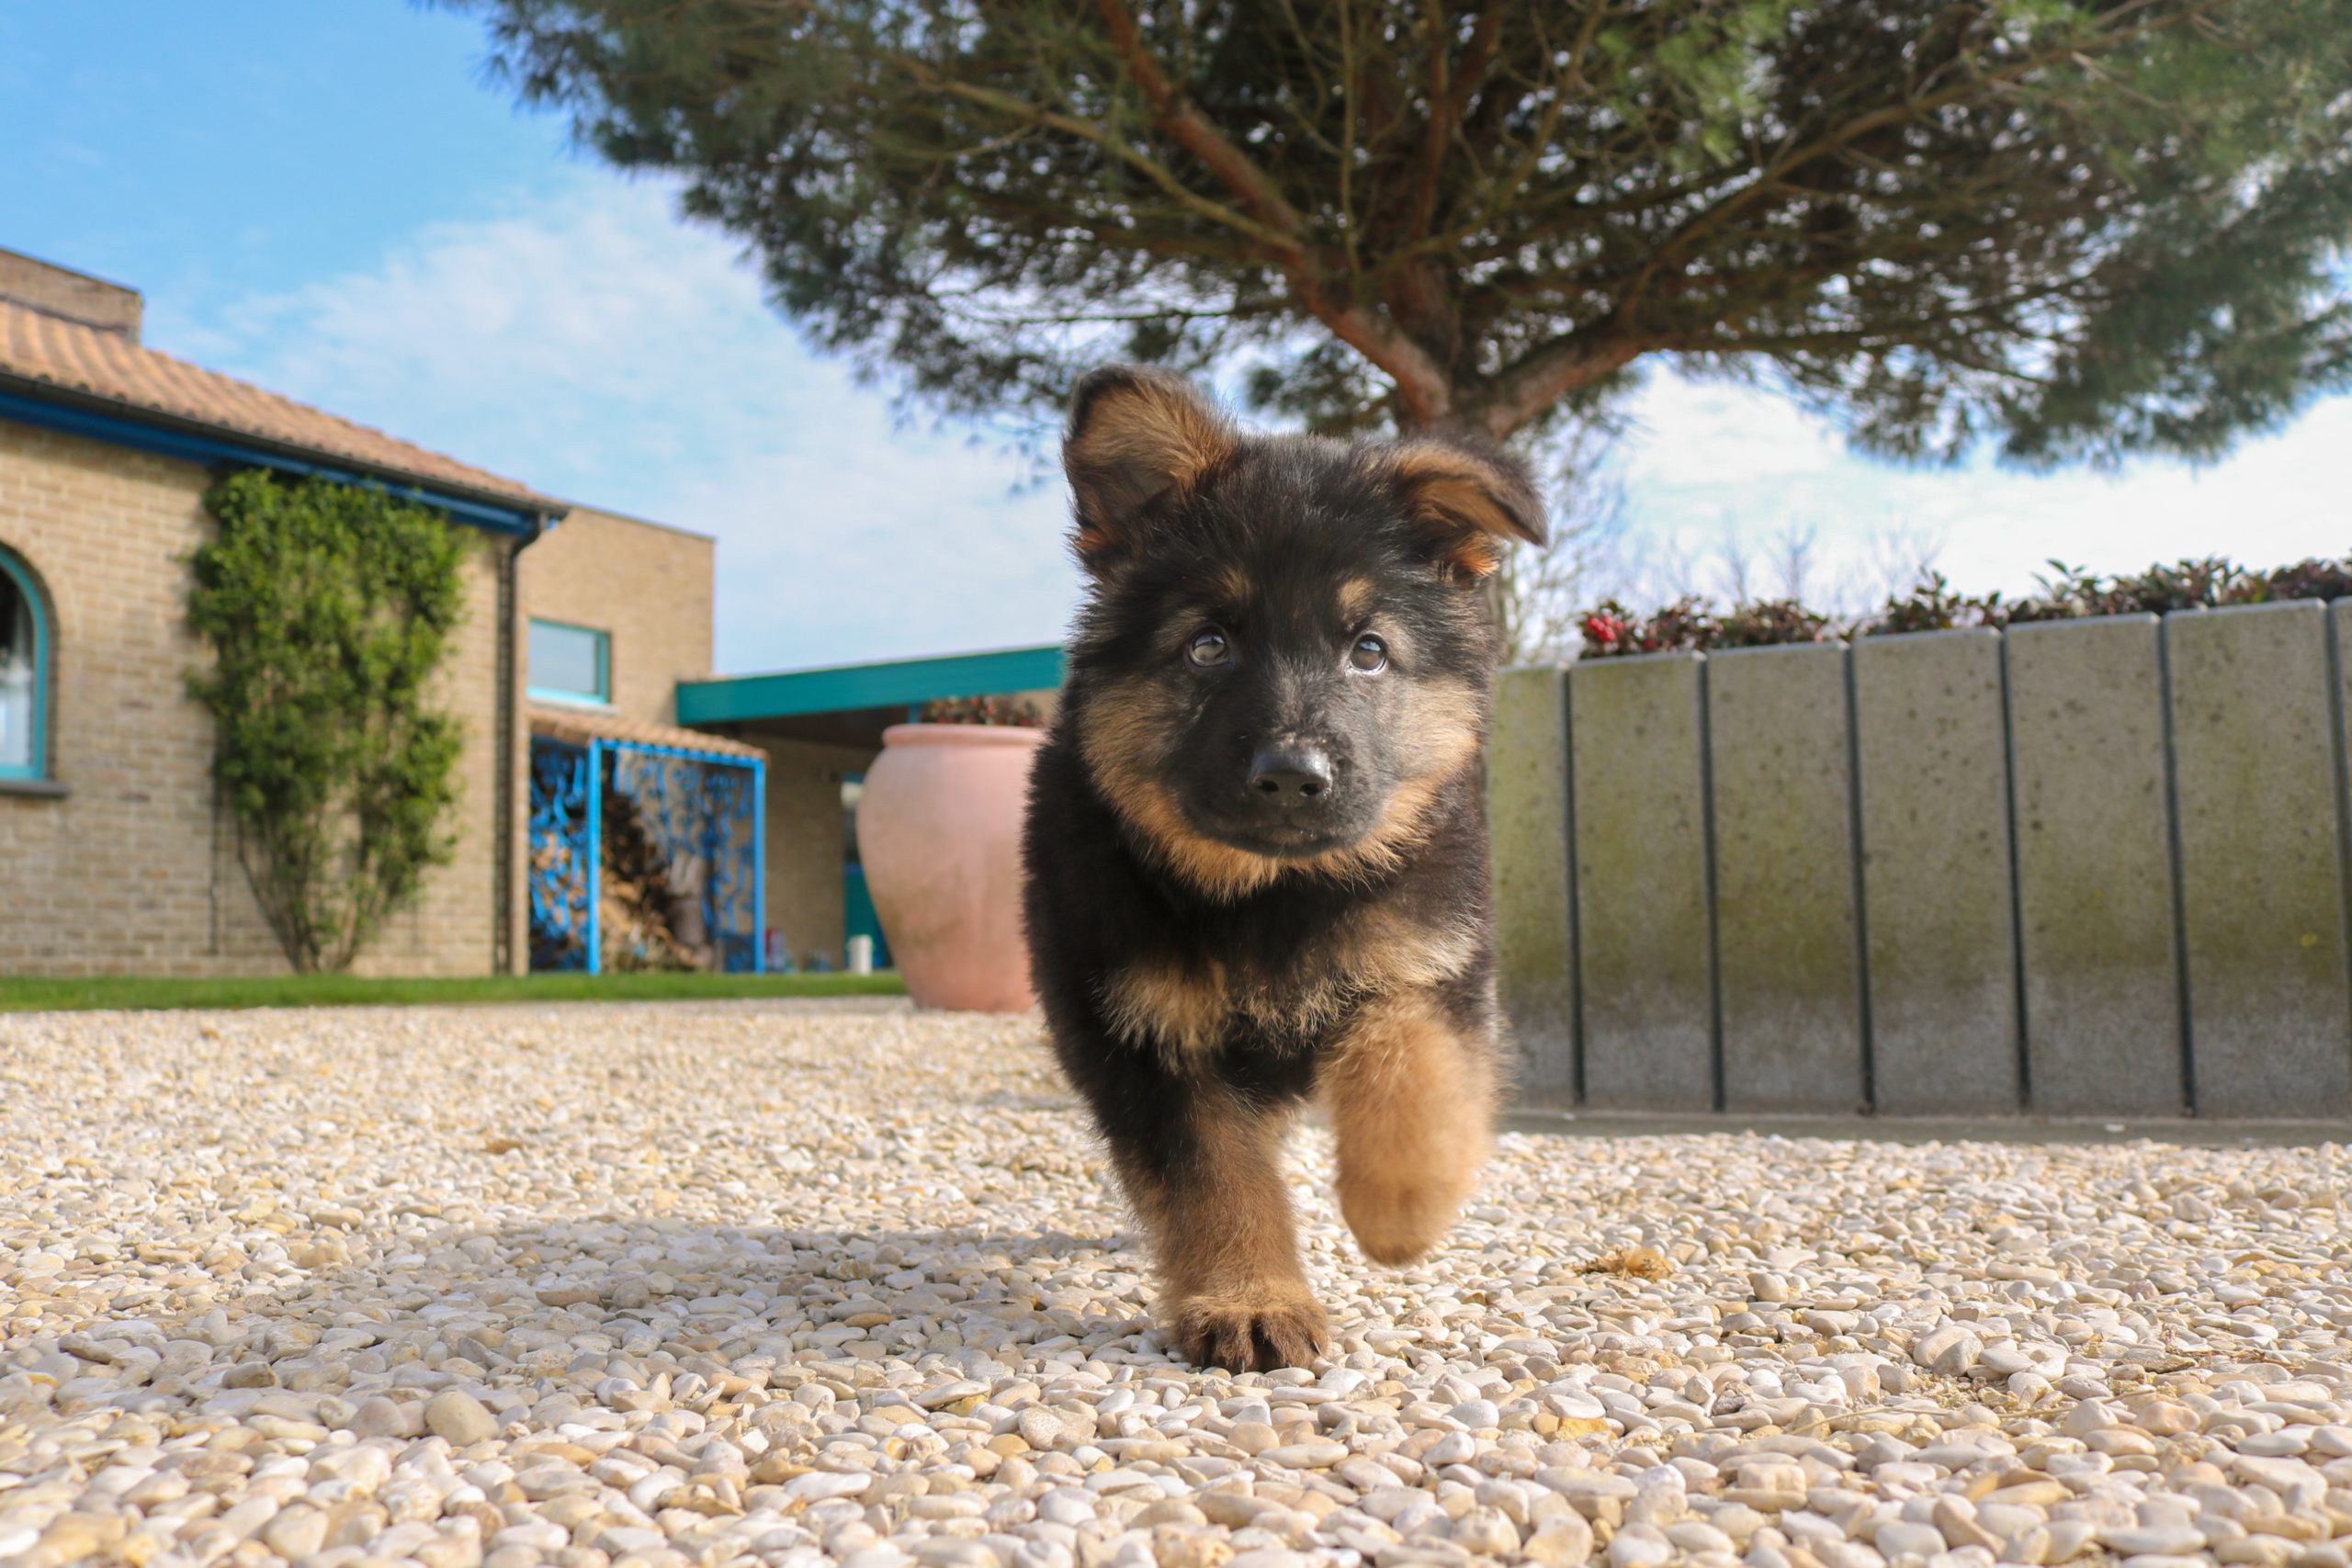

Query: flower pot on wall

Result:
[857,723,1045,1012]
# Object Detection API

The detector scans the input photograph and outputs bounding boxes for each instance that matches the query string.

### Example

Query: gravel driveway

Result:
[2,1000,2348,1568]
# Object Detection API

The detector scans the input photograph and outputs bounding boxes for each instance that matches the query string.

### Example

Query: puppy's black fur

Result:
[1021,367,1543,1371]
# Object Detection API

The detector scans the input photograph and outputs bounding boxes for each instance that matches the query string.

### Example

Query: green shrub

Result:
[187,471,468,972]
[1713,599,1833,649]
[1862,571,2010,636]
[1578,548,2352,659]
[917,694,1045,726]
[1577,597,1713,657]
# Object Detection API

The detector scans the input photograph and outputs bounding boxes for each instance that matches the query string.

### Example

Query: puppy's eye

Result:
[1186,627,1232,669]
[1350,634,1388,673]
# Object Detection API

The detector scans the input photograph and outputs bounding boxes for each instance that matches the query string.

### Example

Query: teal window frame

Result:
[527,617,611,706]
[0,547,50,782]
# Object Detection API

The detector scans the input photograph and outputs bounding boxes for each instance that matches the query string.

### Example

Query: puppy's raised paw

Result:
[1169,1286,1329,1372]
[1340,1179,1464,1266]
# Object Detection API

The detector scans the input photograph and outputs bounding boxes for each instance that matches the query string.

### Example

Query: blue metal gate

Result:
[528,735,765,974]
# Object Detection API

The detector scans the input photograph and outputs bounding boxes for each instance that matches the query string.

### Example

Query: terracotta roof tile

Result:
[528,704,766,761]
[0,300,559,512]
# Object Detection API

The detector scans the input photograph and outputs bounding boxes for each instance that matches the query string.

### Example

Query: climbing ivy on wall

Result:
[187,470,468,972]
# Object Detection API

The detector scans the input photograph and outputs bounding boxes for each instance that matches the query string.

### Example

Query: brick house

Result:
[0,249,752,976]
[0,247,1060,978]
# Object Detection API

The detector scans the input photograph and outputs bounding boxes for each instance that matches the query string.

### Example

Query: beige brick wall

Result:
[0,419,521,976]
[762,739,876,971]
[517,507,713,723]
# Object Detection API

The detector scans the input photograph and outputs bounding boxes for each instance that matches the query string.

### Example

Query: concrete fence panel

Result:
[1850,629,2022,1114]
[1492,607,2352,1122]
[2167,602,2352,1117]
[2005,615,2186,1116]
[1567,653,1715,1110]
[1488,664,1577,1105]
[1706,644,1866,1112]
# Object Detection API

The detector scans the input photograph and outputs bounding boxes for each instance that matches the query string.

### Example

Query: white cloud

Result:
[1615,370,2352,608]
[158,167,2352,675]
[167,173,1080,673]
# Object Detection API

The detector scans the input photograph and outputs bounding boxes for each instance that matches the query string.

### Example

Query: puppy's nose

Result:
[1249,746,1333,803]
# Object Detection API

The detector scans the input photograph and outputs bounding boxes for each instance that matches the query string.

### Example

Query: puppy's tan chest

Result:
[1097,914,1479,1064]
[1099,958,1242,1059]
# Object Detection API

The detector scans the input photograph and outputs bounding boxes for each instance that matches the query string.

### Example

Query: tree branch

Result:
[1092,0,1456,425]
[1301,287,1458,426]
[910,70,1301,254]
[1091,0,1313,245]
[1419,1,1611,262]
[1470,327,1645,438]
[1404,0,1506,243]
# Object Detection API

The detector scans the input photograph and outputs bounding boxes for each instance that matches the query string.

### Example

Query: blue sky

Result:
[9,4,2352,672]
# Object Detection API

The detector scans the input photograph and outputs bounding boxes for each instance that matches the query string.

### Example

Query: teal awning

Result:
[677,643,1065,726]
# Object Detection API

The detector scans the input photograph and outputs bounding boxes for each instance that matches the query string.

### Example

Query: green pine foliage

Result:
[443,0,2352,462]
[187,472,468,973]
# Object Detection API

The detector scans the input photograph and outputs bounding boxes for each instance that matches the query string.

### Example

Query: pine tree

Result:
[445,0,2352,461]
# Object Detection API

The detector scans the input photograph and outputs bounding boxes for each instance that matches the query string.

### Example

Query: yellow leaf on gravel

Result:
[1581,1246,1675,1281]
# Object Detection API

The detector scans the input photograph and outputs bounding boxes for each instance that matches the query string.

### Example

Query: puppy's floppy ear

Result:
[1383,434,1548,580]
[1063,367,1236,570]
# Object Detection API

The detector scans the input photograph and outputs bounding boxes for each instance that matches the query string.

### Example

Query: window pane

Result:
[529,619,606,701]
[0,571,30,770]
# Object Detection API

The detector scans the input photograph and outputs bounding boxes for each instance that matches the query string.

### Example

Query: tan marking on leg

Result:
[1322,990,1498,1266]
[1114,1100,1328,1372]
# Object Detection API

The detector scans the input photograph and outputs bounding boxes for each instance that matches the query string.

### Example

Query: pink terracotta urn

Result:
[857,722,1046,1011]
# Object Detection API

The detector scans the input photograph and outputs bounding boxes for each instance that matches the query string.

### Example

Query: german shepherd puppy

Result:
[1021,367,1544,1373]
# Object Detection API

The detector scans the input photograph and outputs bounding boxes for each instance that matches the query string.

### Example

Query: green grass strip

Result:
[0,970,906,1014]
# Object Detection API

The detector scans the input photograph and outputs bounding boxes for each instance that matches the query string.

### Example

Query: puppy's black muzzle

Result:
[1248,744,1332,803]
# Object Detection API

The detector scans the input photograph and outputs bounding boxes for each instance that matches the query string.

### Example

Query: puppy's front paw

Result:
[1168,1285,1329,1372]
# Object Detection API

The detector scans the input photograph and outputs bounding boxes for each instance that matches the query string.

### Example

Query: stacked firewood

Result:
[598,794,703,972]
[527,795,718,972]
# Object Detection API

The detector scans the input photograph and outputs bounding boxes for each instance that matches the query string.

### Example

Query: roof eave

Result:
[0,373,568,537]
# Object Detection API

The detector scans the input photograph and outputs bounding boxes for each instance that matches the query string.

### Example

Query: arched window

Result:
[0,547,51,781]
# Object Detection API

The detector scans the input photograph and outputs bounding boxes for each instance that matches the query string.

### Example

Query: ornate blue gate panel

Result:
[528,737,596,972]
[527,732,764,975]
[605,740,765,974]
